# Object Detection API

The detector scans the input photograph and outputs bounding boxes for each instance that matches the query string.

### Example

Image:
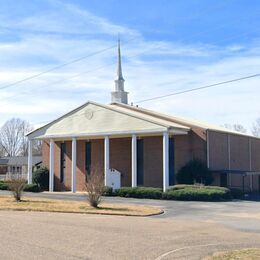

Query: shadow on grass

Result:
[79,206,130,212]
[19,200,54,204]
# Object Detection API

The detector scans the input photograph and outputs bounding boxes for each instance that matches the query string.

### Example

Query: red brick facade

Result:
[42,128,260,192]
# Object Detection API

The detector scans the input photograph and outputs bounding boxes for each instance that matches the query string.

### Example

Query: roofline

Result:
[27,100,189,139]
[206,128,260,140]
[111,102,260,140]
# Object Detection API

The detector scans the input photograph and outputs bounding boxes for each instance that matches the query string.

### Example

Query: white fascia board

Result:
[29,127,188,140]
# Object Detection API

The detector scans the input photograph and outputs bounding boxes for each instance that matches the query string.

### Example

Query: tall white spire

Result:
[111,38,128,104]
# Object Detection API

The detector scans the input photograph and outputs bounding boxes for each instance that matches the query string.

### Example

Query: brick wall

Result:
[110,138,131,187]
[143,136,163,188]
[208,131,229,170]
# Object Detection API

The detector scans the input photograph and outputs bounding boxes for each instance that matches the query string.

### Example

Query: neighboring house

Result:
[0,158,8,179]
[0,156,42,180]
[27,42,260,193]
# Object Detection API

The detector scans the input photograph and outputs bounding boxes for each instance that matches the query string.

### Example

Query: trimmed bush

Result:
[168,184,228,191]
[230,188,244,199]
[32,167,49,191]
[103,186,114,196]
[176,159,213,185]
[0,181,8,190]
[163,186,232,201]
[24,184,41,193]
[115,187,162,199]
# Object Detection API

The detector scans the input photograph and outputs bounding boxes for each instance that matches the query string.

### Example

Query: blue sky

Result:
[0,0,259,132]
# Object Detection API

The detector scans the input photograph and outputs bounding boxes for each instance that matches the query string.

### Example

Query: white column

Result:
[163,132,169,192]
[27,139,33,184]
[71,138,77,193]
[49,139,54,192]
[131,134,137,187]
[104,136,110,186]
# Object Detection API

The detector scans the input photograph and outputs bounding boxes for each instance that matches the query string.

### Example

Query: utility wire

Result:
[0,36,138,91]
[134,73,260,104]
[1,11,259,101]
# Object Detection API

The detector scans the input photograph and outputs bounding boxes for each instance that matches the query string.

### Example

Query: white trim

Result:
[131,134,137,187]
[104,136,110,186]
[71,137,77,193]
[49,139,54,192]
[163,132,169,192]
[29,128,188,140]
[27,140,32,184]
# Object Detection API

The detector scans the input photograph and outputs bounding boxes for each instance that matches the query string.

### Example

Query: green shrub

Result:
[230,188,244,199]
[32,167,49,191]
[116,187,162,199]
[176,159,213,185]
[24,184,41,193]
[103,186,114,196]
[167,184,228,191]
[0,181,8,190]
[163,186,232,201]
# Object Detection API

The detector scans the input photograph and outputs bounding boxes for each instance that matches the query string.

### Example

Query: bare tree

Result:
[7,174,26,202]
[223,123,247,133]
[33,140,42,156]
[85,166,104,208]
[0,118,33,157]
[252,118,260,137]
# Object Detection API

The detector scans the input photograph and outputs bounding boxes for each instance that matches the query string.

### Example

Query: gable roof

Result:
[110,102,256,138]
[0,156,42,166]
[27,101,189,139]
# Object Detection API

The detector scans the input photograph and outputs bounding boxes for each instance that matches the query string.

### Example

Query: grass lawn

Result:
[0,196,162,216]
[204,248,260,260]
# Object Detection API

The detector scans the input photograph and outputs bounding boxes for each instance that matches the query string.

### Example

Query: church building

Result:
[27,41,260,193]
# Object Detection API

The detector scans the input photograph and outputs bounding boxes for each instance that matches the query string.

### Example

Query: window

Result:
[85,142,91,176]
[137,139,144,186]
[169,137,175,186]
[60,143,66,183]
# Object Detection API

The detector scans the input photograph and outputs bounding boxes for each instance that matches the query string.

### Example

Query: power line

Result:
[1,12,259,101]
[134,73,260,104]
[0,35,142,92]
[0,37,139,91]
[2,25,257,103]
[0,45,117,90]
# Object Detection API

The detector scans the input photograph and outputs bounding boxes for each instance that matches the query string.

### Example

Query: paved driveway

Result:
[0,191,259,259]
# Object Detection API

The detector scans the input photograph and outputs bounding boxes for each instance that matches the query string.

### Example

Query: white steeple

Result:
[111,39,128,104]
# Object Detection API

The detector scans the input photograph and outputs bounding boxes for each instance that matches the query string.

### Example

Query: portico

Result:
[27,122,188,192]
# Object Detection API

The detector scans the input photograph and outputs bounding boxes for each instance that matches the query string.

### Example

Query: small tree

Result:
[32,167,49,191]
[252,118,260,137]
[7,174,26,202]
[85,167,104,208]
[176,159,213,185]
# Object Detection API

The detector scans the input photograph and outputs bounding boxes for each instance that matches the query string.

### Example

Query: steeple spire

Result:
[117,38,124,81]
[111,37,128,104]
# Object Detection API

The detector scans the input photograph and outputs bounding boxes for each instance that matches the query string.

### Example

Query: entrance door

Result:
[137,139,144,186]
[169,137,175,186]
